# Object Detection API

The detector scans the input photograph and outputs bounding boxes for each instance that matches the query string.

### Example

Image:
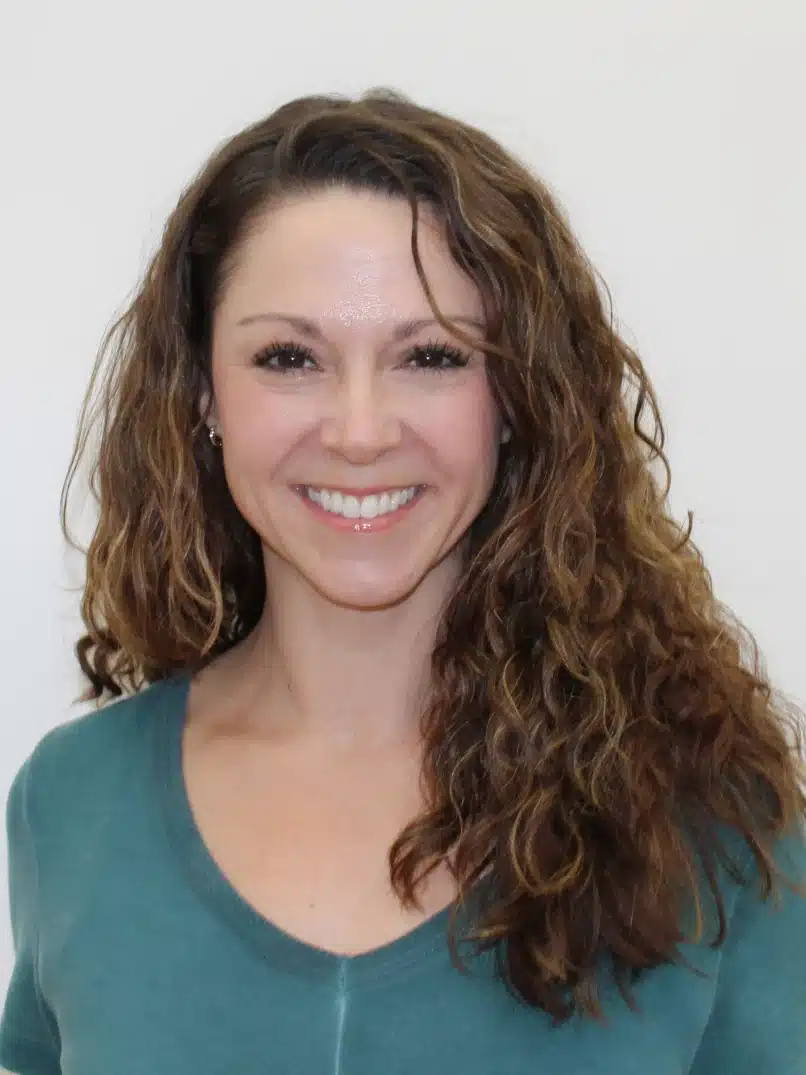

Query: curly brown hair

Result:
[61,88,806,1024]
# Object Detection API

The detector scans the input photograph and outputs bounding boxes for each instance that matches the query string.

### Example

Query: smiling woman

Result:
[1,88,804,1075]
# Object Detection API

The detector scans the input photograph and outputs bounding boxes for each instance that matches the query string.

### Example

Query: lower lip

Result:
[294,487,426,532]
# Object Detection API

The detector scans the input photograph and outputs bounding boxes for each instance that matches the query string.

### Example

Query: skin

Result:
[200,187,508,756]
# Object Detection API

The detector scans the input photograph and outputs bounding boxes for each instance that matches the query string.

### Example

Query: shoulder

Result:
[704,814,806,950]
[725,813,806,908]
[686,818,806,1072]
[728,814,806,931]
[6,677,179,836]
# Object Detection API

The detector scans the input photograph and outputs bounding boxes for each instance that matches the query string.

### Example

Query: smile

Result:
[294,484,426,532]
[304,485,421,519]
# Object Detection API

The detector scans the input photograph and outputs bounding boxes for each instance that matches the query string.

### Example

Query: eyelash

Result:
[251,338,471,375]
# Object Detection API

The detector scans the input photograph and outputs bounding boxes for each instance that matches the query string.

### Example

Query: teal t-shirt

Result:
[1,672,805,1074]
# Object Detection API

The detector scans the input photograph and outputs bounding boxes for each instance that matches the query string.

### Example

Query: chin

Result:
[309,572,425,612]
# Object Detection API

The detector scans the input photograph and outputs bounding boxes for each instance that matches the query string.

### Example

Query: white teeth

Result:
[305,486,419,519]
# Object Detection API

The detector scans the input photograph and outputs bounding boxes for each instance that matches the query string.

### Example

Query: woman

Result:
[1,89,804,1075]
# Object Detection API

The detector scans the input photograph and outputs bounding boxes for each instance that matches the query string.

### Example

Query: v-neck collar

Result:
[152,672,481,986]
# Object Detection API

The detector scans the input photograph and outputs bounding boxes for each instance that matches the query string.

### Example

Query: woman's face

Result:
[206,187,507,611]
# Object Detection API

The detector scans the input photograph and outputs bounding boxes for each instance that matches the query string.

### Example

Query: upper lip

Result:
[298,484,421,496]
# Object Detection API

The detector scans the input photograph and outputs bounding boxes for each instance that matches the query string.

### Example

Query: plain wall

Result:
[0,0,804,999]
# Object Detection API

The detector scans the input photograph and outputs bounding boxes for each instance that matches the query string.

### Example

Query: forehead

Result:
[217,188,483,326]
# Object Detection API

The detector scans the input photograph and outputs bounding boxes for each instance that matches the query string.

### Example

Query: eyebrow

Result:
[234,312,485,342]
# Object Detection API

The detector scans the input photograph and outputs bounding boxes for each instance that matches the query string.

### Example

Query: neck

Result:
[223,555,461,754]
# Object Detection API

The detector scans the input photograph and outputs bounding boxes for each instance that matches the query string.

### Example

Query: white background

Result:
[0,0,804,998]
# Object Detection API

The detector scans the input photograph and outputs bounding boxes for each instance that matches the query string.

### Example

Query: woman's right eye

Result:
[252,341,318,372]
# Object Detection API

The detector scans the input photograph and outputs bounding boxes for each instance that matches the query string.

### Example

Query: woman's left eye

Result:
[404,342,470,372]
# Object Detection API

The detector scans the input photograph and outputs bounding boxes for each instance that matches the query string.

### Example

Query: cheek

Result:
[417,380,500,475]
[220,388,313,469]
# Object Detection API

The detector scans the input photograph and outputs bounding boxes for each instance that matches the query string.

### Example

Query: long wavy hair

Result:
[61,88,806,1023]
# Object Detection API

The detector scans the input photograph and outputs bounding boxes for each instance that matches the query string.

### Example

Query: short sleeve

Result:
[0,756,61,1075]
[689,821,806,1075]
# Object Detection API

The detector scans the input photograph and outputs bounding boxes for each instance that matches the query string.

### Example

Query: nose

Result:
[319,368,402,461]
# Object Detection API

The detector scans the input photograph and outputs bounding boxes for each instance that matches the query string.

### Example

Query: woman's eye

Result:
[406,343,470,372]
[251,339,470,374]
[253,342,318,372]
